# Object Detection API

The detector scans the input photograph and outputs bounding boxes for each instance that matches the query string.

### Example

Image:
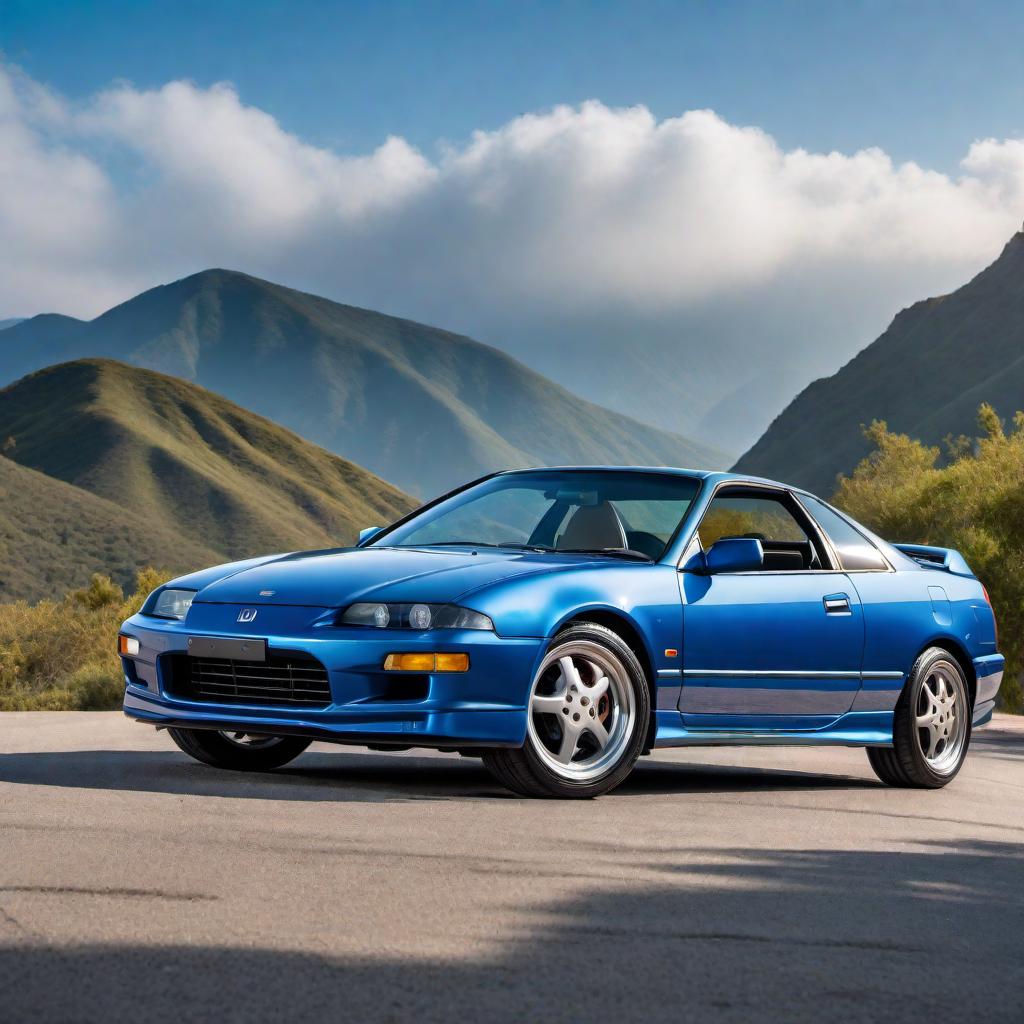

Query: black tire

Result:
[867,647,972,789]
[482,622,651,798]
[168,728,312,771]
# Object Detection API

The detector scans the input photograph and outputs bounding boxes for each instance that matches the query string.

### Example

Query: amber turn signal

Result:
[384,652,469,672]
[435,652,470,672]
[118,634,140,657]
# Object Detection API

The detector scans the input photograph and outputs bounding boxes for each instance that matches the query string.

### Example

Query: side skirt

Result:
[651,709,894,748]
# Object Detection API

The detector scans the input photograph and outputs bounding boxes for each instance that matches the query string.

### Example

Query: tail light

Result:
[982,585,998,647]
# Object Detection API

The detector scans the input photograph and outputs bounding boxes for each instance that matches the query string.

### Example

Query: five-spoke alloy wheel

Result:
[913,664,967,773]
[867,647,971,788]
[483,622,650,798]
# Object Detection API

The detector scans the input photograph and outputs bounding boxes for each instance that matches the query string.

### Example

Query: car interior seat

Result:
[556,501,628,551]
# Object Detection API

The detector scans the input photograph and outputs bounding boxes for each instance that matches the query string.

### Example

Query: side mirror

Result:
[705,537,764,574]
[358,526,383,545]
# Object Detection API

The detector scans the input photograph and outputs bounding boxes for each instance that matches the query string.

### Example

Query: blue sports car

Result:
[120,467,1003,797]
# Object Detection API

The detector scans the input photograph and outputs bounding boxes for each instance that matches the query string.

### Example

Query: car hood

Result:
[193,546,596,608]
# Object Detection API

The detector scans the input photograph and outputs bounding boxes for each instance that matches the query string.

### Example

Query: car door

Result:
[678,485,865,729]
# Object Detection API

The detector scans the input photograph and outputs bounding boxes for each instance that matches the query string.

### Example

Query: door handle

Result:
[823,594,851,614]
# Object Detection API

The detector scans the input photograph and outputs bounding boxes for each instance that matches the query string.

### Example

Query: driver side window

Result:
[698,491,820,571]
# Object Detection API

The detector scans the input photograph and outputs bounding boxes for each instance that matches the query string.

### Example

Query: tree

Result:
[834,405,1023,712]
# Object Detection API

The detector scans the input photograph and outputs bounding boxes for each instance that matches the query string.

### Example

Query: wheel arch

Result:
[915,636,977,708]
[557,607,658,751]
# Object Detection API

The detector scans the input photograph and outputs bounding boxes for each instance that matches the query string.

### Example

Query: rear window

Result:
[799,496,888,571]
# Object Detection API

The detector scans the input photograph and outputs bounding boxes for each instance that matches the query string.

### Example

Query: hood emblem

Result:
[237,608,258,623]
[259,590,275,597]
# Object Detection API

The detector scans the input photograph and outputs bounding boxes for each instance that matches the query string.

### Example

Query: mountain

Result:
[734,229,1024,496]
[0,319,24,331]
[0,455,223,603]
[501,319,806,458]
[0,359,416,601]
[0,271,728,497]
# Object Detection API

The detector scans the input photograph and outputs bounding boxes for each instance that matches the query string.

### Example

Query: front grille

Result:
[167,652,332,707]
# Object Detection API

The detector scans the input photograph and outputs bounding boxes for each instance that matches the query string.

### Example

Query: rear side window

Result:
[698,494,808,547]
[800,496,888,571]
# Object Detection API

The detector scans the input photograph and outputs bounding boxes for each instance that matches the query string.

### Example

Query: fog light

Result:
[118,635,140,657]
[384,652,469,672]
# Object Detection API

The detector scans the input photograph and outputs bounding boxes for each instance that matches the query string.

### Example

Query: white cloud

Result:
[0,68,121,312]
[80,80,434,230]
[1,65,1023,446]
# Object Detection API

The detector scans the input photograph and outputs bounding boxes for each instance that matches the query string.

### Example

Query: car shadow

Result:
[1,838,1022,1022]
[971,727,1024,762]
[0,746,881,802]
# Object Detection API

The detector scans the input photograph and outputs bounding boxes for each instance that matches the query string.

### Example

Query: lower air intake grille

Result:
[168,652,332,707]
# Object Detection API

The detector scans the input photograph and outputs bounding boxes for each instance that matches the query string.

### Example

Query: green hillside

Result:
[0,270,727,497]
[734,229,1024,494]
[0,455,221,603]
[0,359,416,600]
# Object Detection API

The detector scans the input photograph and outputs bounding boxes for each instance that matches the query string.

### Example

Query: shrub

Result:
[0,568,171,711]
[68,661,127,710]
[71,574,124,610]
[834,405,1024,712]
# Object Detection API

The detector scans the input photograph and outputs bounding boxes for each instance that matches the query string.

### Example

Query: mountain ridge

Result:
[733,229,1024,494]
[0,269,728,497]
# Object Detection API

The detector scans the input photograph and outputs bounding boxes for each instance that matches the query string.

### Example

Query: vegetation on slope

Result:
[0,455,221,603]
[0,359,416,601]
[834,404,1023,711]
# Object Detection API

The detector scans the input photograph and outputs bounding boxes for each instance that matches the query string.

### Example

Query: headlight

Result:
[339,603,493,631]
[149,588,197,620]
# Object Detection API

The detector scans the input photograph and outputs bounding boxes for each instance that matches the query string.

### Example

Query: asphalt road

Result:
[1,712,1022,1023]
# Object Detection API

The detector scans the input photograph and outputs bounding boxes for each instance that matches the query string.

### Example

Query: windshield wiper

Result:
[398,541,651,561]
[407,541,555,553]
[558,548,654,562]
[415,541,502,547]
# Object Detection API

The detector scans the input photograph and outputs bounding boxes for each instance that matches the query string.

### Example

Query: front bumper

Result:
[119,607,544,748]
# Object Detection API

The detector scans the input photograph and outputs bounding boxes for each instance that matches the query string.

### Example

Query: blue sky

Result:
[4,1,1024,449]
[4,0,1024,172]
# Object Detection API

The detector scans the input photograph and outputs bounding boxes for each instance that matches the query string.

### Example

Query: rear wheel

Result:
[168,728,311,771]
[482,623,650,798]
[867,648,971,788]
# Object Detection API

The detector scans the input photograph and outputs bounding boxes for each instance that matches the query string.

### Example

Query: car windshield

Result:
[373,470,701,561]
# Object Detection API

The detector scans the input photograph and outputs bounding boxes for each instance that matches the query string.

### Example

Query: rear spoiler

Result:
[893,543,974,577]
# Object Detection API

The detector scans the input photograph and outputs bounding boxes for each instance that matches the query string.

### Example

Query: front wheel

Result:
[483,623,650,798]
[867,648,971,788]
[168,728,312,771]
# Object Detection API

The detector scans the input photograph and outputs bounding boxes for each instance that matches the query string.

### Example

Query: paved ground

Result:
[1,712,1022,1023]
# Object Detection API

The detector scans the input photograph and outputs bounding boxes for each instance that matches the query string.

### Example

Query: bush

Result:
[0,568,171,711]
[71,574,124,610]
[68,661,127,710]
[834,405,1024,712]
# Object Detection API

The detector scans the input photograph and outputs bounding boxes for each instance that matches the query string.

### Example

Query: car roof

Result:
[497,466,818,497]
